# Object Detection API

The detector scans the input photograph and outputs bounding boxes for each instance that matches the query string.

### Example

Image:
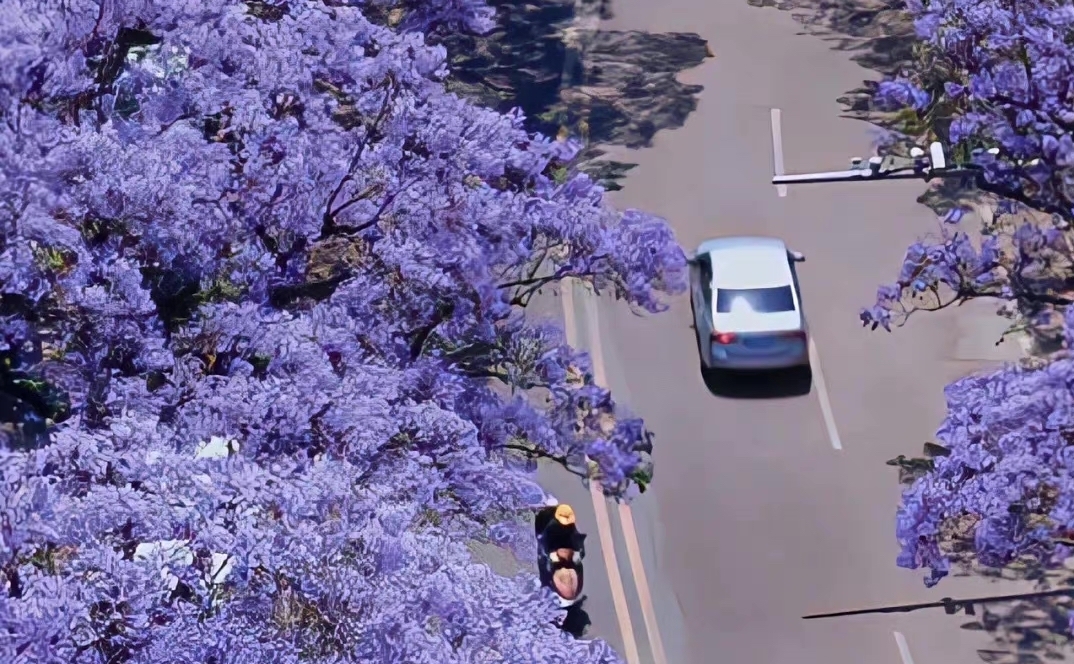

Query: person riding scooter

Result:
[536,504,586,606]
[539,504,586,564]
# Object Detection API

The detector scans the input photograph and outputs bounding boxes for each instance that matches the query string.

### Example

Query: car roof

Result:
[696,236,793,290]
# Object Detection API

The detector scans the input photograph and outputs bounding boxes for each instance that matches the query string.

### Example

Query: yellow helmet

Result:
[554,504,576,526]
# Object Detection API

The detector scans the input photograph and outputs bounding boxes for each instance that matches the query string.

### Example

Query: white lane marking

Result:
[581,293,670,664]
[561,281,643,664]
[770,108,788,197]
[894,631,917,664]
[808,337,842,450]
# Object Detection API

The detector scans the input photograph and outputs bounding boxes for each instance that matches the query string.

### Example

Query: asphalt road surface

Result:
[535,1,1036,664]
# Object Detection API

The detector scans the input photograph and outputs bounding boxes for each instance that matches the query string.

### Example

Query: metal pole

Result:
[772,169,925,185]
[772,166,980,186]
[771,141,981,187]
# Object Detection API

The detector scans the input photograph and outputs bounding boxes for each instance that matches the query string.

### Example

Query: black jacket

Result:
[540,521,586,557]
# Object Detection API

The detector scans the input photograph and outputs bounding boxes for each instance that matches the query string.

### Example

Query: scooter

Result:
[535,504,587,608]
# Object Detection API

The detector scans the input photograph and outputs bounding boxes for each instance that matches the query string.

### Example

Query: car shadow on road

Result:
[701,365,813,399]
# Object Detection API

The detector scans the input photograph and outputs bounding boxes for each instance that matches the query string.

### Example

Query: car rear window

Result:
[715,286,795,313]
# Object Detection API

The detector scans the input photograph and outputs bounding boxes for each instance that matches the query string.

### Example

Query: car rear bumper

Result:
[704,343,809,370]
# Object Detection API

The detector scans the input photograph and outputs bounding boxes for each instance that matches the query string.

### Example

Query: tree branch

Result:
[499,270,599,292]
[154,113,195,137]
[498,274,559,291]
[267,271,352,308]
[320,181,411,240]
[975,165,1074,218]
[321,76,396,236]
[501,443,588,480]
[455,368,509,382]
[408,301,456,361]
[896,285,966,325]
[991,93,1074,133]
[326,183,383,221]
[501,271,599,307]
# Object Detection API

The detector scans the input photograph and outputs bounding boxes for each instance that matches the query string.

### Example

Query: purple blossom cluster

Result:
[866,0,1074,586]
[875,0,1074,216]
[894,311,1074,586]
[0,0,686,660]
[860,204,1074,332]
[866,207,1074,586]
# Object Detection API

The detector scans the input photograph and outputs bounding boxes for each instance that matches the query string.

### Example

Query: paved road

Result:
[537,1,1037,664]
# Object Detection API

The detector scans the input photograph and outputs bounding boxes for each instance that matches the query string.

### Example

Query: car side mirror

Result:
[789,250,805,263]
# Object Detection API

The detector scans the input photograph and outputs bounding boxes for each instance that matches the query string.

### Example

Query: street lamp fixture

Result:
[772,141,982,186]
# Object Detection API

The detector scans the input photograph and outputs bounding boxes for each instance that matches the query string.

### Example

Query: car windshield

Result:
[715,286,795,314]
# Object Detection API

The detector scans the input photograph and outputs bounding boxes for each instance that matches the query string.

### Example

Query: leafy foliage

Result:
[860,0,1074,335]
[0,0,687,660]
[861,0,1074,592]
[860,204,1074,336]
[869,0,1074,217]
[889,319,1074,587]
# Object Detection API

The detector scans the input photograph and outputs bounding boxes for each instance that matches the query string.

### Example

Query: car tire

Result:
[786,364,813,395]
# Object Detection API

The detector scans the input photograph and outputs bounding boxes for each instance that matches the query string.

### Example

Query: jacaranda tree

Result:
[857,0,1074,589]
[0,0,687,661]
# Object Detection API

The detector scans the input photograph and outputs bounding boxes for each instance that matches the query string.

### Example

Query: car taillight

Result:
[711,331,737,344]
[778,330,807,340]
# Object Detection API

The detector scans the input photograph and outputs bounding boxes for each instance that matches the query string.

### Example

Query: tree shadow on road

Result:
[701,365,813,399]
[554,29,710,149]
[439,0,712,190]
[959,592,1074,664]
[745,0,915,121]
[742,0,996,213]
[882,482,1074,664]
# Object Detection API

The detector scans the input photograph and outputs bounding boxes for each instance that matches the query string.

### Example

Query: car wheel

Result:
[786,364,813,394]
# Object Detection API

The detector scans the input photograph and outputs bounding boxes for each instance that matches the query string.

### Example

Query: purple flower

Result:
[944,81,966,98]
[874,0,1074,214]
[941,207,966,224]
[0,0,685,660]
[947,116,980,144]
[875,79,931,112]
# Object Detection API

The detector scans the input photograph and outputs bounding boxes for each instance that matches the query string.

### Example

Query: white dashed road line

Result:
[808,337,843,450]
[893,631,917,664]
[770,108,788,198]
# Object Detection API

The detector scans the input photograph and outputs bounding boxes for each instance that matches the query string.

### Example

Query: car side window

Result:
[698,254,713,304]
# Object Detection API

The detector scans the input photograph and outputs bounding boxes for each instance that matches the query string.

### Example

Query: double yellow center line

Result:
[561,279,669,664]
